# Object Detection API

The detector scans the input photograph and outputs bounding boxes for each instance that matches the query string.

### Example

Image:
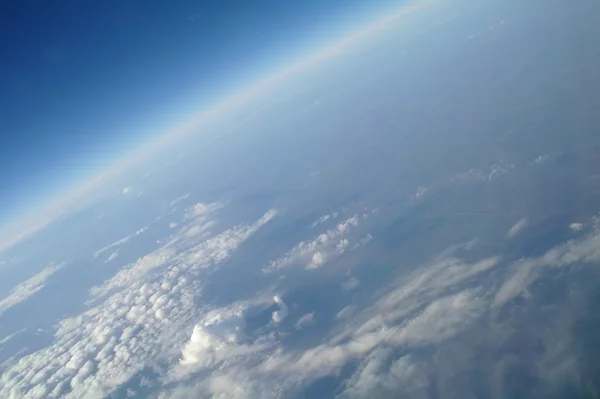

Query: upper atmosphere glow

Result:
[0,0,431,257]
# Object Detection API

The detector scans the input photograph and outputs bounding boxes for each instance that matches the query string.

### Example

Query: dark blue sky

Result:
[0,0,393,222]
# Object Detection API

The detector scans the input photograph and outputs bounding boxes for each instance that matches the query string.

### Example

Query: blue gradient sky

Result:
[0,0,395,223]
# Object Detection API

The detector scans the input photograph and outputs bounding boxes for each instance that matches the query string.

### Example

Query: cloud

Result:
[89,202,269,301]
[531,154,549,165]
[121,186,143,196]
[341,276,360,292]
[467,19,506,40]
[160,239,502,398]
[93,227,147,260]
[262,215,369,273]
[0,263,63,315]
[104,250,119,264]
[506,217,529,238]
[170,194,190,207]
[412,186,427,200]
[271,296,289,324]
[339,349,426,398]
[0,206,277,399]
[335,305,356,320]
[570,222,583,232]
[452,160,515,184]
[185,201,224,220]
[295,312,315,330]
[495,216,600,308]
[310,212,340,228]
[0,330,24,346]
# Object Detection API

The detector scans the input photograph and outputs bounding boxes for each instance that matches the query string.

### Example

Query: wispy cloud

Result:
[506,217,529,238]
[0,263,63,315]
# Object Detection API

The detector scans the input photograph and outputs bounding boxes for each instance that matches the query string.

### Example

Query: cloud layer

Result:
[0,203,277,399]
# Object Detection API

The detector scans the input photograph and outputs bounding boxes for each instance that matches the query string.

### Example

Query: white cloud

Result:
[262,215,368,273]
[0,263,63,315]
[104,250,119,264]
[170,194,190,207]
[121,186,141,196]
[531,154,549,165]
[93,227,147,260]
[495,221,600,307]
[507,217,529,238]
[0,206,277,399]
[311,214,330,228]
[295,312,315,330]
[452,161,514,184]
[412,186,427,200]
[89,202,259,301]
[340,349,426,398]
[570,222,583,232]
[467,19,506,40]
[0,330,24,346]
[271,296,289,324]
[185,201,224,220]
[335,305,356,320]
[342,276,360,292]
[160,236,502,398]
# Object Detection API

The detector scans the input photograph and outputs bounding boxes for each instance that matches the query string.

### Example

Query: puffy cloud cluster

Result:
[0,263,64,315]
[0,205,277,399]
[262,215,366,273]
[173,295,279,380]
[271,296,289,325]
[90,203,273,301]
[452,160,515,184]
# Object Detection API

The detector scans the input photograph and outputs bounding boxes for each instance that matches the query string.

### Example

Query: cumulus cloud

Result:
[89,202,272,301]
[0,263,63,315]
[506,217,529,238]
[452,160,514,184]
[271,296,289,324]
[0,205,277,399]
[171,294,280,382]
[262,215,369,273]
[570,222,584,232]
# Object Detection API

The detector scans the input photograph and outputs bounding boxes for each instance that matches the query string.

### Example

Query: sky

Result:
[0,0,395,225]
